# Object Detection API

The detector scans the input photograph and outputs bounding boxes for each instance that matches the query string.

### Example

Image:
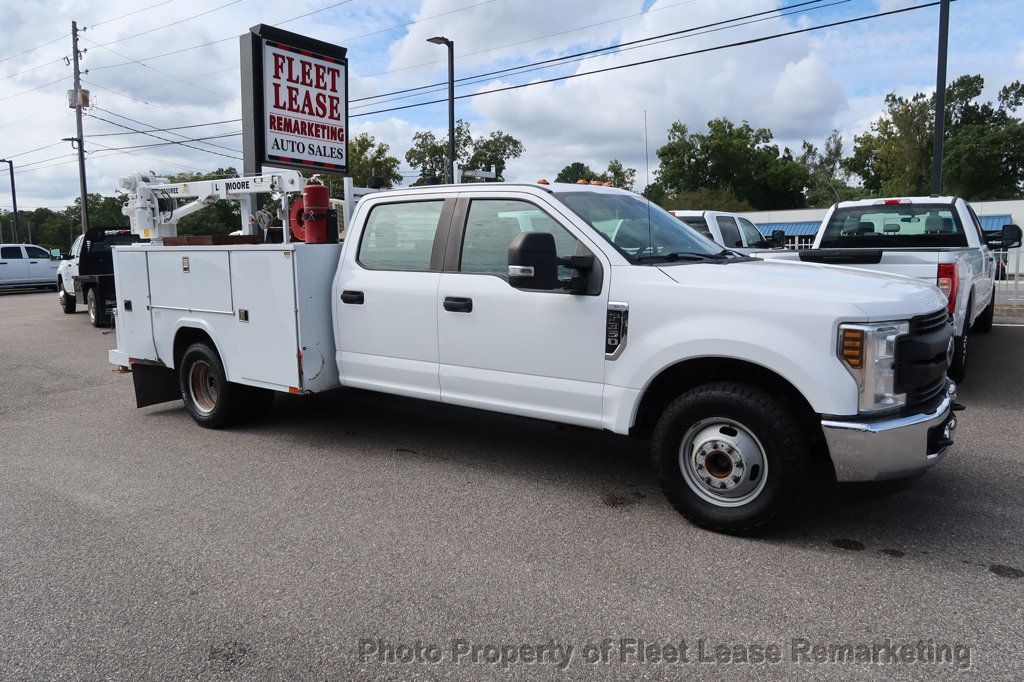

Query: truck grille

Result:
[895,308,953,411]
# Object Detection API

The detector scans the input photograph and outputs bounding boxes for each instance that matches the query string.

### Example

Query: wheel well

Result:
[631,357,821,441]
[173,327,216,369]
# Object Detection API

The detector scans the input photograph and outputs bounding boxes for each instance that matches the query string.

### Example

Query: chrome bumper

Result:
[822,382,958,482]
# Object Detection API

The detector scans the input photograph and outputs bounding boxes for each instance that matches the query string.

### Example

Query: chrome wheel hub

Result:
[188,360,219,415]
[679,418,768,507]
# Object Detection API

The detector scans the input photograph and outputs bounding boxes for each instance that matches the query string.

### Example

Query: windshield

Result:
[555,192,723,262]
[819,204,967,248]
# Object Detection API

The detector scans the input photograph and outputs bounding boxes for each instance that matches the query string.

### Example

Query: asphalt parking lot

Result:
[1,290,1022,679]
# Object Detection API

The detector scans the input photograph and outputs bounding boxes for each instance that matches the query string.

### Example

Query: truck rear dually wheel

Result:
[179,342,247,428]
[86,287,109,327]
[651,382,810,535]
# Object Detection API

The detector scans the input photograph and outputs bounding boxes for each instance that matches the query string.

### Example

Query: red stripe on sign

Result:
[299,49,313,57]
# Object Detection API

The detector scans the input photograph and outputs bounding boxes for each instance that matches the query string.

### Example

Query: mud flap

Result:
[131,363,180,408]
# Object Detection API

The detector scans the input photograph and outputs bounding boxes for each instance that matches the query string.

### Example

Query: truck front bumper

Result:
[822,382,958,482]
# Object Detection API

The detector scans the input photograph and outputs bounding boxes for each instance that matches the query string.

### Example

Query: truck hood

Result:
[657,258,948,320]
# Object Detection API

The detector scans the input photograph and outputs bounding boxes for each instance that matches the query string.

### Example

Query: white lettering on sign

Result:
[263,42,347,170]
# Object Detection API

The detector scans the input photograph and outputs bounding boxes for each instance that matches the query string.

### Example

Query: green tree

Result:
[164,168,242,236]
[844,75,1024,199]
[655,118,808,209]
[328,132,402,189]
[660,187,753,212]
[405,120,523,184]
[555,161,601,184]
[798,131,857,207]
[605,159,637,191]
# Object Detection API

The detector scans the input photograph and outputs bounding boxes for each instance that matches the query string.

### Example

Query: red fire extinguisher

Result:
[289,183,330,244]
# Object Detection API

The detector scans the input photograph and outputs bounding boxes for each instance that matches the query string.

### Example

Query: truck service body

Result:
[110,177,959,533]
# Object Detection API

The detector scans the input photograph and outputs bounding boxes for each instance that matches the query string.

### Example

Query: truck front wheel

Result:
[651,382,810,534]
[179,342,250,428]
[58,279,76,314]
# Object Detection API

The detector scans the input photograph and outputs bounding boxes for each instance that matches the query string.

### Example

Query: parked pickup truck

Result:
[668,210,783,254]
[59,228,145,327]
[110,178,960,534]
[0,243,60,288]
[757,197,1022,382]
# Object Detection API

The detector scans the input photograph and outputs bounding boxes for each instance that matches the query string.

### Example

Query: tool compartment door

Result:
[113,248,157,360]
[229,249,301,390]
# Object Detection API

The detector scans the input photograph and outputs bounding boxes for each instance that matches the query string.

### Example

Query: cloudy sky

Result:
[0,0,1021,212]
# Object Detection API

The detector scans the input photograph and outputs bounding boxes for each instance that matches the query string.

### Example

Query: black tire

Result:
[58,279,76,314]
[949,310,970,383]
[178,342,250,428]
[972,293,995,334]
[86,287,110,327]
[651,382,811,535]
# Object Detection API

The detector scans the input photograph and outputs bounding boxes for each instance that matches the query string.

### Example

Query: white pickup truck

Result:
[757,197,1022,382]
[110,176,960,534]
[668,210,783,254]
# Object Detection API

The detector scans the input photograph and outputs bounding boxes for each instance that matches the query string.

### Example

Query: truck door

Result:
[335,197,452,401]
[65,235,83,294]
[0,246,28,284]
[436,194,608,428]
[25,245,57,284]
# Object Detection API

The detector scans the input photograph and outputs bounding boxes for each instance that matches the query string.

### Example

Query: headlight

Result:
[838,321,909,413]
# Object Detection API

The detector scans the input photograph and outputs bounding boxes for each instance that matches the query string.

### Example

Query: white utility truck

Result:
[110,174,961,533]
[756,197,1022,382]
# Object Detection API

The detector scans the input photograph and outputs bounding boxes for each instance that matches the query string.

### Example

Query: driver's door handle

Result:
[340,290,364,304]
[443,296,473,313]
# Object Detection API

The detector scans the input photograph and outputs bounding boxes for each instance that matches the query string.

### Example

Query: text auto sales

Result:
[267,52,345,159]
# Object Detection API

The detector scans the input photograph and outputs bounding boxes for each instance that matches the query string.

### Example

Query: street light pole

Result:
[0,159,19,242]
[427,36,455,184]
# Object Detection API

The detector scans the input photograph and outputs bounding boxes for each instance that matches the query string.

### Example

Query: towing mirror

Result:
[508,232,558,291]
[1001,224,1022,250]
[771,229,786,249]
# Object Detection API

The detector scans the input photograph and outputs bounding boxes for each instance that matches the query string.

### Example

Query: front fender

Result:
[607,311,858,418]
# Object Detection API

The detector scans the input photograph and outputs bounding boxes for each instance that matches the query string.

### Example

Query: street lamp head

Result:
[427,36,451,46]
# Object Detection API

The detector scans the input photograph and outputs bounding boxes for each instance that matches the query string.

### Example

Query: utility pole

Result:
[0,159,19,241]
[930,0,950,196]
[69,21,90,233]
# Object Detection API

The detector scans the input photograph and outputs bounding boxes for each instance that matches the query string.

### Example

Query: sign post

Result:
[240,25,349,234]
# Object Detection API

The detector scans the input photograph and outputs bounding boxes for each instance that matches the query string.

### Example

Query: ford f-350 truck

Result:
[756,197,1022,382]
[110,176,960,534]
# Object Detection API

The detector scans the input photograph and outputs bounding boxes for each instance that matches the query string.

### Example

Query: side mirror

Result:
[771,229,786,249]
[60,253,73,260]
[508,232,558,290]
[49,248,61,259]
[1001,223,1022,249]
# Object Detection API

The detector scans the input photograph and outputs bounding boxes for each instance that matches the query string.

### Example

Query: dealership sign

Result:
[241,25,348,174]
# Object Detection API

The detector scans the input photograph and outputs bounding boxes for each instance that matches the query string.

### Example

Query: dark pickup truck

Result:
[58,228,145,327]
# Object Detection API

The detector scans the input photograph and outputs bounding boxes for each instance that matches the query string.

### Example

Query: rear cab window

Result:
[716,216,743,248]
[1,246,24,259]
[357,200,445,271]
[820,203,968,248]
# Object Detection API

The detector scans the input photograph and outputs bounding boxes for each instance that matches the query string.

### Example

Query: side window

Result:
[460,198,579,278]
[681,217,714,240]
[1,246,24,259]
[738,218,767,248]
[26,246,50,259]
[717,216,743,247]
[965,204,986,243]
[71,235,84,258]
[358,200,444,271]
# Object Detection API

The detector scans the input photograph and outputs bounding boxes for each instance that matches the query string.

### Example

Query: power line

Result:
[88,0,357,71]
[0,35,68,65]
[0,58,65,83]
[0,76,70,103]
[339,0,500,42]
[89,118,242,136]
[352,1,944,119]
[351,0,836,107]
[350,0,706,83]
[1,141,67,160]
[88,0,182,28]
[92,107,243,155]
[87,111,243,160]
[90,0,244,48]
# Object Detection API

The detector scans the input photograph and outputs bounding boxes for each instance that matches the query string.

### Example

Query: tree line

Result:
[4,73,1020,250]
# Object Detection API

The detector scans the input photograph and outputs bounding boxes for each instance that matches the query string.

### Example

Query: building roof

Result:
[754,221,821,237]
[980,214,1013,230]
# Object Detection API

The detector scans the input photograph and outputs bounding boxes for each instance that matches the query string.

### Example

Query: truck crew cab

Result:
[110,174,960,534]
[59,228,144,326]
